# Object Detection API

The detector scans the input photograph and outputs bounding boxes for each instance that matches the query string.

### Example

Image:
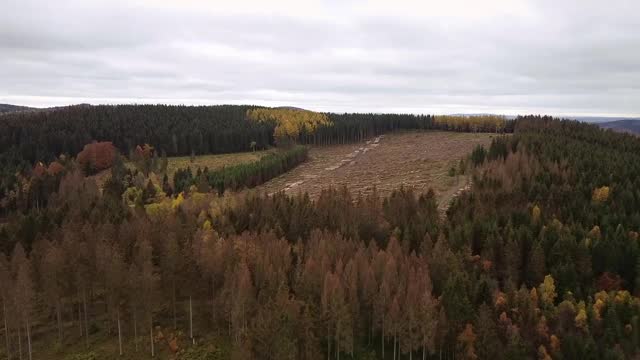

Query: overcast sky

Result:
[1,0,639,116]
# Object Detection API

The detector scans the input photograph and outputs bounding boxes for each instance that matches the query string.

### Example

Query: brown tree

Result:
[76,141,117,173]
[41,242,67,344]
[0,254,12,359]
[12,244,35,360]
[233,261,254,344]
[160,236,180,330]
[457,323,478,360]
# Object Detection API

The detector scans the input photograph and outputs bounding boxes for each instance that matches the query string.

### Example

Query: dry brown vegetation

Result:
[258,131,495,208]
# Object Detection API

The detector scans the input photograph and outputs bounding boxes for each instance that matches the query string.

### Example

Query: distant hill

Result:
[274,106,307,111]
[597,119,640,135]
[0,103,93,116]
[0,103,38,114]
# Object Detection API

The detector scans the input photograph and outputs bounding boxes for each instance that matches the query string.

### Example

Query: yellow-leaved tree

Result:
[539,275,557,309]
[247,108,331,146]
[592,186,610,203]
[531,205,541,224]
[574,301,588,331]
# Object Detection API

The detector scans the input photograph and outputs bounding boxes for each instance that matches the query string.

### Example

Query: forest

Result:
[2,109,638,359]
[0,105,511,204]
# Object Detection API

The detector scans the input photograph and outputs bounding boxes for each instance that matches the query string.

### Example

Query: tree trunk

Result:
[26,316,32,360]
[56,300,62,344]
[83,289,89,348]
[409,328,412,360]
[242,301,246,338]
[117,309,123,356]
[369,308,374,346]
[211,278,216,330]
[337,331,340,360]
[172,280,177,330]
[327,322,330,360]
[336,323,339,360]
[382,318,385,359]
[17,325,22,360]
[393,331,396,360]
[3,301,10,360]
[133,310,138,352]
[78,300,83,338]
[150,325,154,357]
[189,296,194,344]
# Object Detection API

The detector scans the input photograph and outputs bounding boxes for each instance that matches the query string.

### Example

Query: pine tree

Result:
[442,273,473,332]
[528,242,546,287]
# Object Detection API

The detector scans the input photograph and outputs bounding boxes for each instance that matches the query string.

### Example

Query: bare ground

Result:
[258,131,495,209]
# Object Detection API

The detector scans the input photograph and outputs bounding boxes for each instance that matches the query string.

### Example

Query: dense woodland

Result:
[3,109,638,359]
[0,105,511,204]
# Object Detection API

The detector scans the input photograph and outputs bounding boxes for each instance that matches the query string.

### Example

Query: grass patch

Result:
[165,150,275,179]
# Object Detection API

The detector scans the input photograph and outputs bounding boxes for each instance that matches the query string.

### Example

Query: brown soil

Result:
[258,131,495,208]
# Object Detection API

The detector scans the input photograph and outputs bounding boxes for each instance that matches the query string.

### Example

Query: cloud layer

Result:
[1,0,639,115]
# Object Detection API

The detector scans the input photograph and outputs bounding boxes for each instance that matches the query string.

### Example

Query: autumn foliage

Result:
[2,115,640,359]
[247,108,331,146]
[592,185,611,203]
[76,141,117,174]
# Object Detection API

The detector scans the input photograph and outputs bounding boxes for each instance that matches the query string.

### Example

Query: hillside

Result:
[598,119,640,134]
[2,116,640,359]
[258,131,492,207]
[2,117,640,360]
[0,103,37,114]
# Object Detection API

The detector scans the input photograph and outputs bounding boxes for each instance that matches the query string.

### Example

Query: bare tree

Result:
[136,235,157,357]
[13,246,35,360]
[0,254,12,360]
[41,242,66,344]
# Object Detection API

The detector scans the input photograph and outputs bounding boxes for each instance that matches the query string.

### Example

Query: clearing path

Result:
[259,131,494,207]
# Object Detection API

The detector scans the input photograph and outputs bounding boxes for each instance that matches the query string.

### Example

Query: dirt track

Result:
[258,131,494,208]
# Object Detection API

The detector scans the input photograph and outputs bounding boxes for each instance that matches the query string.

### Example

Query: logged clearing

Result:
[258,131,496,209]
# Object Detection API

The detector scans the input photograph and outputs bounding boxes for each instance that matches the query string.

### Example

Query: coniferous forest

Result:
[2,108,640,359]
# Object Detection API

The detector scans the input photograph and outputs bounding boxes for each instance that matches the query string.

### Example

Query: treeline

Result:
[0,105,273,163]
[299,113,514,145]
[173,146,309,194]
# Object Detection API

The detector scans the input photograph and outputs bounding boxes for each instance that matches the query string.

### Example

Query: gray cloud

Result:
[1,0,640,116]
